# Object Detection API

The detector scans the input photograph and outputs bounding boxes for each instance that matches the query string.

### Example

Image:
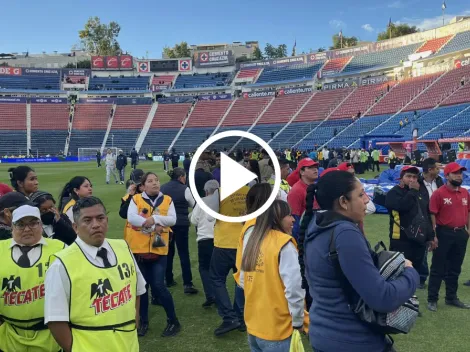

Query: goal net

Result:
[78,147,118,162]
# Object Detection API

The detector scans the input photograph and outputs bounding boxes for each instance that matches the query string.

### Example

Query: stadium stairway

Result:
[135,102,159,153]
[104,104,152,153]
[420,104,470,140]
[173,99,232,152]
[101,103,117,152]
[140,103,192,153]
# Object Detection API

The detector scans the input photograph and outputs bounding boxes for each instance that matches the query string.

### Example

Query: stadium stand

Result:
[437,30,470,56]
[0,75,60,90]
[367,73,441,116]
[88,76,149,90]
[104,104,152,153]
[413,104,470,139]
[0,103,27,155]
[296,89,353,122]
[141,103,192,152]
[442,80,470,106]
[321,57,351,74]
[68,103,113,154]
[176,100,232,151]
[235,69,261,80]
[173,73,230,89]
[406,65,470,111]
[255,62,324,84]
[151,75,175,90]
[30,103,69,155]
[330,82,392,119]
[220,97,272,127]
[417,35,453,54]
[342,43,422,73]
[299,119,352,149]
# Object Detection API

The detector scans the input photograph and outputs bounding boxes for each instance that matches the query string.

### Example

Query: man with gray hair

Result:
[190,179,219,308]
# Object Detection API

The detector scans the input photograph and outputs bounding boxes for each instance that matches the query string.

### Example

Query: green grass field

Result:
[1,161,469,352]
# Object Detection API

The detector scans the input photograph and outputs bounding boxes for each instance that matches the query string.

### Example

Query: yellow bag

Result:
[289,330,305,352]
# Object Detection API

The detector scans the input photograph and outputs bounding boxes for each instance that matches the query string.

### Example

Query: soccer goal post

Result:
[78,147,118,162]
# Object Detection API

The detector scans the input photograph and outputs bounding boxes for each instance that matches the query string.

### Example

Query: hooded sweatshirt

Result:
[304,211,418,352]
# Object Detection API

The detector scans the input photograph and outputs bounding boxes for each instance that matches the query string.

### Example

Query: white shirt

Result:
[44,237,146,324]
[184,188,196,208]
[423,179,438,197]
[65,207,74,224]
[105,154,116,167]
[127,192,177,228]
[10,237,53,265]
[239,228,305,328]
[190,199,215,242]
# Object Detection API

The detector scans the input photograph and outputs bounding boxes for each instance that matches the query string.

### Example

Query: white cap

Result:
[12,205,41,223]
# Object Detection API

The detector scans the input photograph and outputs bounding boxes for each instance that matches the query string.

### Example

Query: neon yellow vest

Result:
[53,239,138,352]
[0,238,64,352]
[268,178,291,193]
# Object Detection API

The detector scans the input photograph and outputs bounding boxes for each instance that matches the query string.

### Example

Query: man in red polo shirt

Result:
[427,162,470,312]
[287,158,319,242]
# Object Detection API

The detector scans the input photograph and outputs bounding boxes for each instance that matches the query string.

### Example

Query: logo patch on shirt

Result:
[463,198,468,206]
[444,198,452,205]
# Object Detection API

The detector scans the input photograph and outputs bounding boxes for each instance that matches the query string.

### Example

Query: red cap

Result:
[298,158,319,169]
[321,167,340,177]
[338,162,354,172]
[0,183,13,197]
[398,165,420,179]
[444,162,467,175]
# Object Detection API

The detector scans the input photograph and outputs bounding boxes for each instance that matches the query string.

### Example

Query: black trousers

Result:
[373,160,380,172]
[96,158,101,167]
[428,226,468,302]
[165,225,193,286]
[198,239,214,300]
[131,159,137,169]
[172,161,178,168]
[390,239,426,272]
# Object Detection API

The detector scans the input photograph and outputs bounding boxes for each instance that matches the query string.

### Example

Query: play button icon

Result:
[220,153,257,201]
[188,130,281,223]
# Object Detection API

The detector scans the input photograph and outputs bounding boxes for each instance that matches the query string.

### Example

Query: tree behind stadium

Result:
[79,17,122,56]
[377,23,419,41]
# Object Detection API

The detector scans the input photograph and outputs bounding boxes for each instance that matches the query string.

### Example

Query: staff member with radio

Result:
[427,162,470,312]
[0,205,64,352]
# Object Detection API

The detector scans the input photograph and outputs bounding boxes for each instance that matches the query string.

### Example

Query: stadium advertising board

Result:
[151,84,171,92]
[330,45,372,59]
[22,68,60,75]
[116,97,153,105]
[323,78,360,90]
[278,87,313,95]
[198,94,232,101]
[360,75,390,86]
[455,58,470,69]
[178,59,192,72]
[0,97,27,103]
[91,55,134,70]
[62,69,91,77]
[149,60,179,73]
[242,90,276,98]
[31,98,67,104]
[137,61,150,73]
[307,52,328,63]
[194,50,235,68]
[0,67,22,75]
[78,98,115,104]
[240,55,306,69]
[158,96,195,104]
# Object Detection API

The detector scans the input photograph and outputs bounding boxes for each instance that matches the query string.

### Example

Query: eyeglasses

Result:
[13,220,41,231]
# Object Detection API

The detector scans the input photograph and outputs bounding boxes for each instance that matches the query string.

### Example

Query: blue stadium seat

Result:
[0,75,60,90]
[88,77,149,90]
[173,73,231,89]
[438,31,470,56]
[256,63,324,84]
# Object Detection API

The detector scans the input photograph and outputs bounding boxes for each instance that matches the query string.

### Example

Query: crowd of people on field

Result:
[0,144,469,352]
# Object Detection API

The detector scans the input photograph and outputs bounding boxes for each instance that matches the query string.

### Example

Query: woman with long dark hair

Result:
[8,166,38,197]
[126,172,180,337]
[58,176,93,223]
[239,200,304,351]
[29,191,76,245]
[246,160,261,187]
[299,171,419,352]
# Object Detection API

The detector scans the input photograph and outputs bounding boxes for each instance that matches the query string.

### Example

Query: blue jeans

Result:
[137,255,177,323]
[248,334,291,352]
[210,247,244,324]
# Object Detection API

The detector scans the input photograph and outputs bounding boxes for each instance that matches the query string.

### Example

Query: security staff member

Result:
[44,197,146,352]
[0,205,64,352]
[427,162,470,312]
[268,158,291,201]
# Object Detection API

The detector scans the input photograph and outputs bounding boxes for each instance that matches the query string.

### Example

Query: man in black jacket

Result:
[417,158,444,288]
[96,150,101,167]
[385,166,434,270]
[130,148,138,169]
[116,149,128,185]
[171,148,180,169]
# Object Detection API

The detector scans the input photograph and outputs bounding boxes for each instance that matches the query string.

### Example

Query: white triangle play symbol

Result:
[220,153,257,201]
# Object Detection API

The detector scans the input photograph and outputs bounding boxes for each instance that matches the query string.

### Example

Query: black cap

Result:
[29,191,53,206]
[0,192,31,211]
[130,169,144,185]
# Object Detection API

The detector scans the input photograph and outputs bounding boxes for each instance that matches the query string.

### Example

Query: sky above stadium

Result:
[2,0,469,58]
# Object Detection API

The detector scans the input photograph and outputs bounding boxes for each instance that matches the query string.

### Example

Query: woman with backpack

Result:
[299,170,419,352]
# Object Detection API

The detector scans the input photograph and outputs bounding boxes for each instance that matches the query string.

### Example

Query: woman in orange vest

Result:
[239,200,305,351]
[126,172,181,338]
